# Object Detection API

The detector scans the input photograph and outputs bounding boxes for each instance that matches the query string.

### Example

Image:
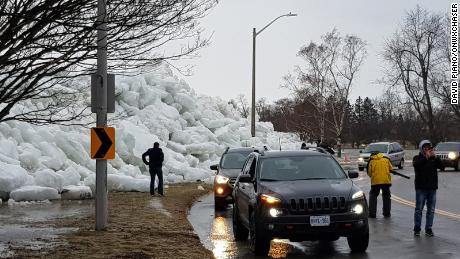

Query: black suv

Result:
[434,142,460,171]
[210,147,265,210]
[232,150,369,255]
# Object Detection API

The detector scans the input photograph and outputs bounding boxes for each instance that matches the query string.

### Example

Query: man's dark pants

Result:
[369,184,391,217]
[150,167,163,195]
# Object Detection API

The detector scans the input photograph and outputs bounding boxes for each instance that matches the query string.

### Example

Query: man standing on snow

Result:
[142,142,165,196]
[412,140,442,237]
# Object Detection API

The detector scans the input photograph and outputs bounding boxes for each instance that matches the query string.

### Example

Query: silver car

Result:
[357,142,405,171]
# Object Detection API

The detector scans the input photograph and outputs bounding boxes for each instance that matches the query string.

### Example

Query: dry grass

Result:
[11,183,214,259]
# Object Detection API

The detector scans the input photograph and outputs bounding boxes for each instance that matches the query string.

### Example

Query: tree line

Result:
[231,6,459,148]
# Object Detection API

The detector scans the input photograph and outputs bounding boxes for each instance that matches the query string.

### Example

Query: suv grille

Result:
[289,196,347,214]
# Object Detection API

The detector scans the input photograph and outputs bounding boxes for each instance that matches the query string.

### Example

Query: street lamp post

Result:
[251,12,297,137]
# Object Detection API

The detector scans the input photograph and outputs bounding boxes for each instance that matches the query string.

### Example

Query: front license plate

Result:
[310,215,330,226]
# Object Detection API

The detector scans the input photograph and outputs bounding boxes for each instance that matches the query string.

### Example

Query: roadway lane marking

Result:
[391,194,460,221]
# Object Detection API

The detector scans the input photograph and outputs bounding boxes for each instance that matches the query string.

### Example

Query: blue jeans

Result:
[150,167,163,195]
[414,189,436,232]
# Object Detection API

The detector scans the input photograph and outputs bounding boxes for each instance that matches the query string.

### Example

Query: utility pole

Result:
[250,13,297,137]
[95,0,108,230]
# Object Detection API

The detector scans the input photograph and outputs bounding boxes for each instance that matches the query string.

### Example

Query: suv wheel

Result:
[398,159,404,169]
[347,227,369,252]
[214,196,226,211]
[358,167,364,172]
[232,205,249,241]
[249,212,270,256]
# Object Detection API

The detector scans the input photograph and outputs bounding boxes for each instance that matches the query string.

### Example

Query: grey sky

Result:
[177,0,451,103]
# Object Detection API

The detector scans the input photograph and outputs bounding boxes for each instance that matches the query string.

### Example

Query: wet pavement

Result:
[0,200,93,258]
[188,163,460,259]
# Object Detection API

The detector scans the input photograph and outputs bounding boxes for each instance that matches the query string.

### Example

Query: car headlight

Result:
[448,152,457,160]
[352,204,364,214]
[352,190,364,200]
[215,175,229,184]
[261,194,281,205]
[269,208,283,217]
[358,157,364,162]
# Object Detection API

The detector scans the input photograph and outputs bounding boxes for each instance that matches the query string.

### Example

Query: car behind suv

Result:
[210,147,266,210]
[232,150,369,255]
[358,142,404,171]
[434,142,460,171]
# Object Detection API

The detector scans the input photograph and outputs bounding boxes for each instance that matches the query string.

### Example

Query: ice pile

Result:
[0,64,301,202]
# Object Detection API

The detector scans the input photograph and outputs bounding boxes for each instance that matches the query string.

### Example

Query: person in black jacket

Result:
[142,142,165,196]
[412,140,442,237]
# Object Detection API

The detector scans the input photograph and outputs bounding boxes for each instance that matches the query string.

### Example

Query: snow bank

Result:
[0,64,302,202]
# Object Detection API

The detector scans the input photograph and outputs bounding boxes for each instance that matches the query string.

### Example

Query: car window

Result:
[249,157,257,179]
[259,156,346,181]
[220,151,252,169]
[389,144,395,153]
[242,156,254,175]
[435,143,460,151]
[394,143,403,152]
[363,144,389,154]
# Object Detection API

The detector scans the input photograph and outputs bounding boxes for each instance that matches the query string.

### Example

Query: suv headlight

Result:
[261,194,281,205]
[448,152,457,160]
[352,190,364,200]
[215,175,229,184]
[352,204,364,214]
[358,157,364,162]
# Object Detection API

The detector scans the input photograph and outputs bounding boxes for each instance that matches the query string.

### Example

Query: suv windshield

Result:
[221,152,252,169]
[363,144,388,154]
[435,143,460,151]
[259,156,346,181]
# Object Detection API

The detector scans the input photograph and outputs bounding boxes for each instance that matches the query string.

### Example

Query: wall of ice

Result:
[0,65,301,201]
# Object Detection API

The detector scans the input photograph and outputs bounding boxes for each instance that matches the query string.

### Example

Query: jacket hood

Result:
[419,140,431,153]
[370,153,384,159]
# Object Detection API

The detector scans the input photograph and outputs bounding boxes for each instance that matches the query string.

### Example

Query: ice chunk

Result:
[61,185,92,200]
[34,169,65,192]
[0,162,30,192]
[10,186,60,202]
[107,174,149,192]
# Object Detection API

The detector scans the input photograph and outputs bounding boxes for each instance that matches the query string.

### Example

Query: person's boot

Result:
[425,229,434,237]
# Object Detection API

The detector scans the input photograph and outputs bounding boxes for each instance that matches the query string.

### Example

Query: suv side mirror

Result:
[238,174,253,183]
[348,171,359,179]
[210,164,218,171]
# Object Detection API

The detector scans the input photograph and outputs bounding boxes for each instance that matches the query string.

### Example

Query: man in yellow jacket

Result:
[367,152,393,218]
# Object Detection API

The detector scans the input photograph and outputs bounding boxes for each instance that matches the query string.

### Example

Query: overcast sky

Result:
[176,0,451,103]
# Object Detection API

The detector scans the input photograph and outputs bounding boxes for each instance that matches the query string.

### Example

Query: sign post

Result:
[95,0,108,231]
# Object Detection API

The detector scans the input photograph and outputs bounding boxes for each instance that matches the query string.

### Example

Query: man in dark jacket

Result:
[142,142,165,196]
[412,140,442,237]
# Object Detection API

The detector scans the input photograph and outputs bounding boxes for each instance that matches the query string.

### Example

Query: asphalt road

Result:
[188,164,460,259]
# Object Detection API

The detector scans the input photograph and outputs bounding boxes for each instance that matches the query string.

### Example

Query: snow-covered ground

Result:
[0,65,302,202]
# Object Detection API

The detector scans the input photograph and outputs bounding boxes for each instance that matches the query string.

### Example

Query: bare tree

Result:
[431,14,460,123]
[283,29,366,154]
[0,0,215,125]
[231,94,250,118]
[382,6,445,140]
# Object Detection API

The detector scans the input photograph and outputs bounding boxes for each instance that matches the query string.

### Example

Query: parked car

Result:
[358,142,405,171]
[232,150,369,255]
[210,147,268,210]
[434,142,460,171]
